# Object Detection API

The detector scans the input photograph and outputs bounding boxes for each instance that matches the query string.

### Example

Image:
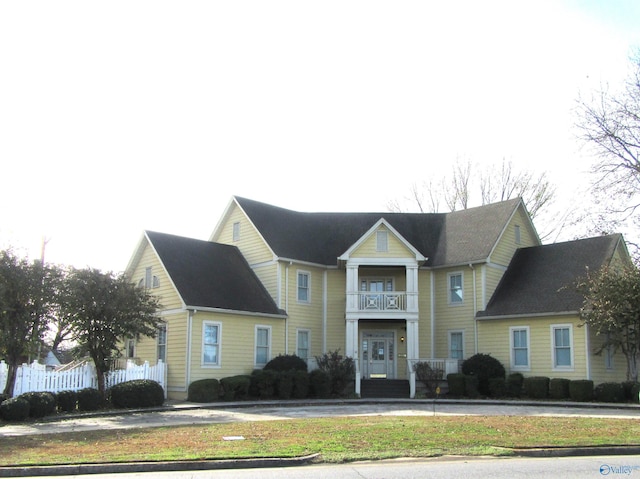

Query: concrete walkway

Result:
[2,398,640,477]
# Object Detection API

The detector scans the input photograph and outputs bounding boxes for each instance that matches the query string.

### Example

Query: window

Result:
[255,326,271,366]
[515,225,521,245]
[297,271,310,303]
[126,338,136,358]
[448,272,463,304]
[449,331,464,360]
[140,267,159,289]
[552,325,573,369]
[605,333,614,370]
[202,322,221,366]
[157,324,167,362]
[232,222,240,241]
[376,230,388,252]
[510,327,529,369]
[297,330,310,361]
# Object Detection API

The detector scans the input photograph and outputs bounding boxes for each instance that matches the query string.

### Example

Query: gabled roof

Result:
[477,234,625,319]
[145,231,284,316]
[231,196,526,267]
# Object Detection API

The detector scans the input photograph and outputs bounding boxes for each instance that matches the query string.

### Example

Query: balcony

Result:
[358,292,407,311]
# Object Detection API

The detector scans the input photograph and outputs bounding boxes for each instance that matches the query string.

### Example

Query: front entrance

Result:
[362,331,395,379]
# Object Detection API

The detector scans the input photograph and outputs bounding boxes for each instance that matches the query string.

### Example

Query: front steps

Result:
[360,379,410,398]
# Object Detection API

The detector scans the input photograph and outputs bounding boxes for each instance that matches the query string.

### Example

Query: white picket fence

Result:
[0,359,166,397]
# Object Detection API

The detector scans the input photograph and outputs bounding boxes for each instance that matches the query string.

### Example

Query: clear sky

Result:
[1,1,639,272]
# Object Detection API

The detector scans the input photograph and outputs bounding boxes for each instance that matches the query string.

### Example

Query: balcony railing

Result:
[358,292,407,311]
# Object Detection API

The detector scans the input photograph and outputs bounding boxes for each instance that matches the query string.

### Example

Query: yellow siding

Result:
[325,269,347,353]
[588,328,629,384]
[351,225,416,259]
[478,315,589,379]
[417,270,433,358]
[216,203,274,266]
[189,311,285,383]
[130,240,183,311]
[484,264,507,309]
[490,206,539,267]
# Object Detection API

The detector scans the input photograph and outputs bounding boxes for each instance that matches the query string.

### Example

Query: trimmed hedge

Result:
[292,370,310,399]
[461,354,505,396]
[447,373,466,397]
[465,375,480,398]
[220,375,251,401]
[632,383,640,404]
[524,376,549,399]
[264,354,308,372]
[188,379,220,402]
[594,382,624,403]
[506,373,524,398]
[77,388,103,411]
[309,369,331,398]
[0,396,30,422]
[20,391,56,418]
[549,378,570,400]
[110,380,164,409]
[56,390,78,413]
[250,369,278,399]
[488,377,506,398]
[569,380,593,402]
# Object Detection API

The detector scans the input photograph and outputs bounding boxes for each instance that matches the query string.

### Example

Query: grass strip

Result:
[2,416,639,466]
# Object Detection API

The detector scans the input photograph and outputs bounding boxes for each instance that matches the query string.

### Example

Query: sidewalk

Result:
[2,398,640,476]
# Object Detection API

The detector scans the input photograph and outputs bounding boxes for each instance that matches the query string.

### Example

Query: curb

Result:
[512,445,640,458]
[0,453,322,477]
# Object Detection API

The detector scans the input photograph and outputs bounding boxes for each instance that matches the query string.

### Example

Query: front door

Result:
[362,332,395,379]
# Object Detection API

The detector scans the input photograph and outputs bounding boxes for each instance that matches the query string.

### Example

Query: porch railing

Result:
[358,292,407,311]
[407,358,461,398]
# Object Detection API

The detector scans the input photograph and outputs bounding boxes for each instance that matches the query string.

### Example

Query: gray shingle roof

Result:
[477,234,624,318]
[235,196,523,267]
[146,231,283,316]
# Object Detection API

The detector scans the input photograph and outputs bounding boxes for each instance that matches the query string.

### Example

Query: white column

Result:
[346,318,360,396]
[346,264,359,312]
[406,265,419,312]
[406,319,419,361]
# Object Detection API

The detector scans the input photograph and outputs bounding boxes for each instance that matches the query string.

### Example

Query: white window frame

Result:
[202,321,222,368]
[515,224,521,245]
[448,330,464,360]
[157,324,167,362]
[509,326,530,371]
[232,222,240,242]
[297,271,311,303]
[447,272,464,305]
[296,329,310,362]
[376,230,388,252]
[255,325,272,367]
[126,338,136,359]
[605,333,614,370]
[551,324,574,371]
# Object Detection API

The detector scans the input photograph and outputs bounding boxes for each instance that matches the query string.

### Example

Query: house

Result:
[125,196,631,399]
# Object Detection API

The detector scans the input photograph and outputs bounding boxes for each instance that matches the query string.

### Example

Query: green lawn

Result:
[2,415,640,466]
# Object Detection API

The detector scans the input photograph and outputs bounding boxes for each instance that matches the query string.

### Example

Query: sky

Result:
[1,1,640,272]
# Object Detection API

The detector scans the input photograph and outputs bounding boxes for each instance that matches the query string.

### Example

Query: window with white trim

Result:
[448,272,463,304]
[376,230,388,252]
[605,333,614,370]
[552,325,573,369]
[297,329,310,361]
[297,271,310,303]
[202,321,221,366]
[255,326,271,367]
[126,338,136,358]
[515,225,521,245]
[510,326,530,370]
[232,222,240,241]
[449,331,464,360]
[157,324,167,362]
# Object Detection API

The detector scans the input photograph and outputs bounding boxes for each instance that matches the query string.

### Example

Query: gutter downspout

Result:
[430,270,435,358]
[186,309,194,391]
[323,270,327,354]
[585,323,591,380]
[285,262,291,355]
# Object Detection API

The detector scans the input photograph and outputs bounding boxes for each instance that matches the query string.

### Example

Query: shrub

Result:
[264,354,308,372]
[549,378,570,400]
[308,369,331,398]
[524,376,549,399]
[622,381,639,402]
[292,370,310,399]
[594,382,624,403]
[315,350,355,397]
[413,362,444,395]
[276,371,294,400]
[250,369,278,399]
[56,390,78,413]
[0,393,9,404]
[632,383,640,404]
[465,375,480,398]
[0,397,30,422]
[461,354,506,396]
[447,373,466,397]
[569,380,594,402]
[506,373,524,398]
[488,377,506,398]
[77,388,103,411]
[110,380,164,409]
[20,391,57,418]
[220,375,251,401]
[187,379,220,402]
